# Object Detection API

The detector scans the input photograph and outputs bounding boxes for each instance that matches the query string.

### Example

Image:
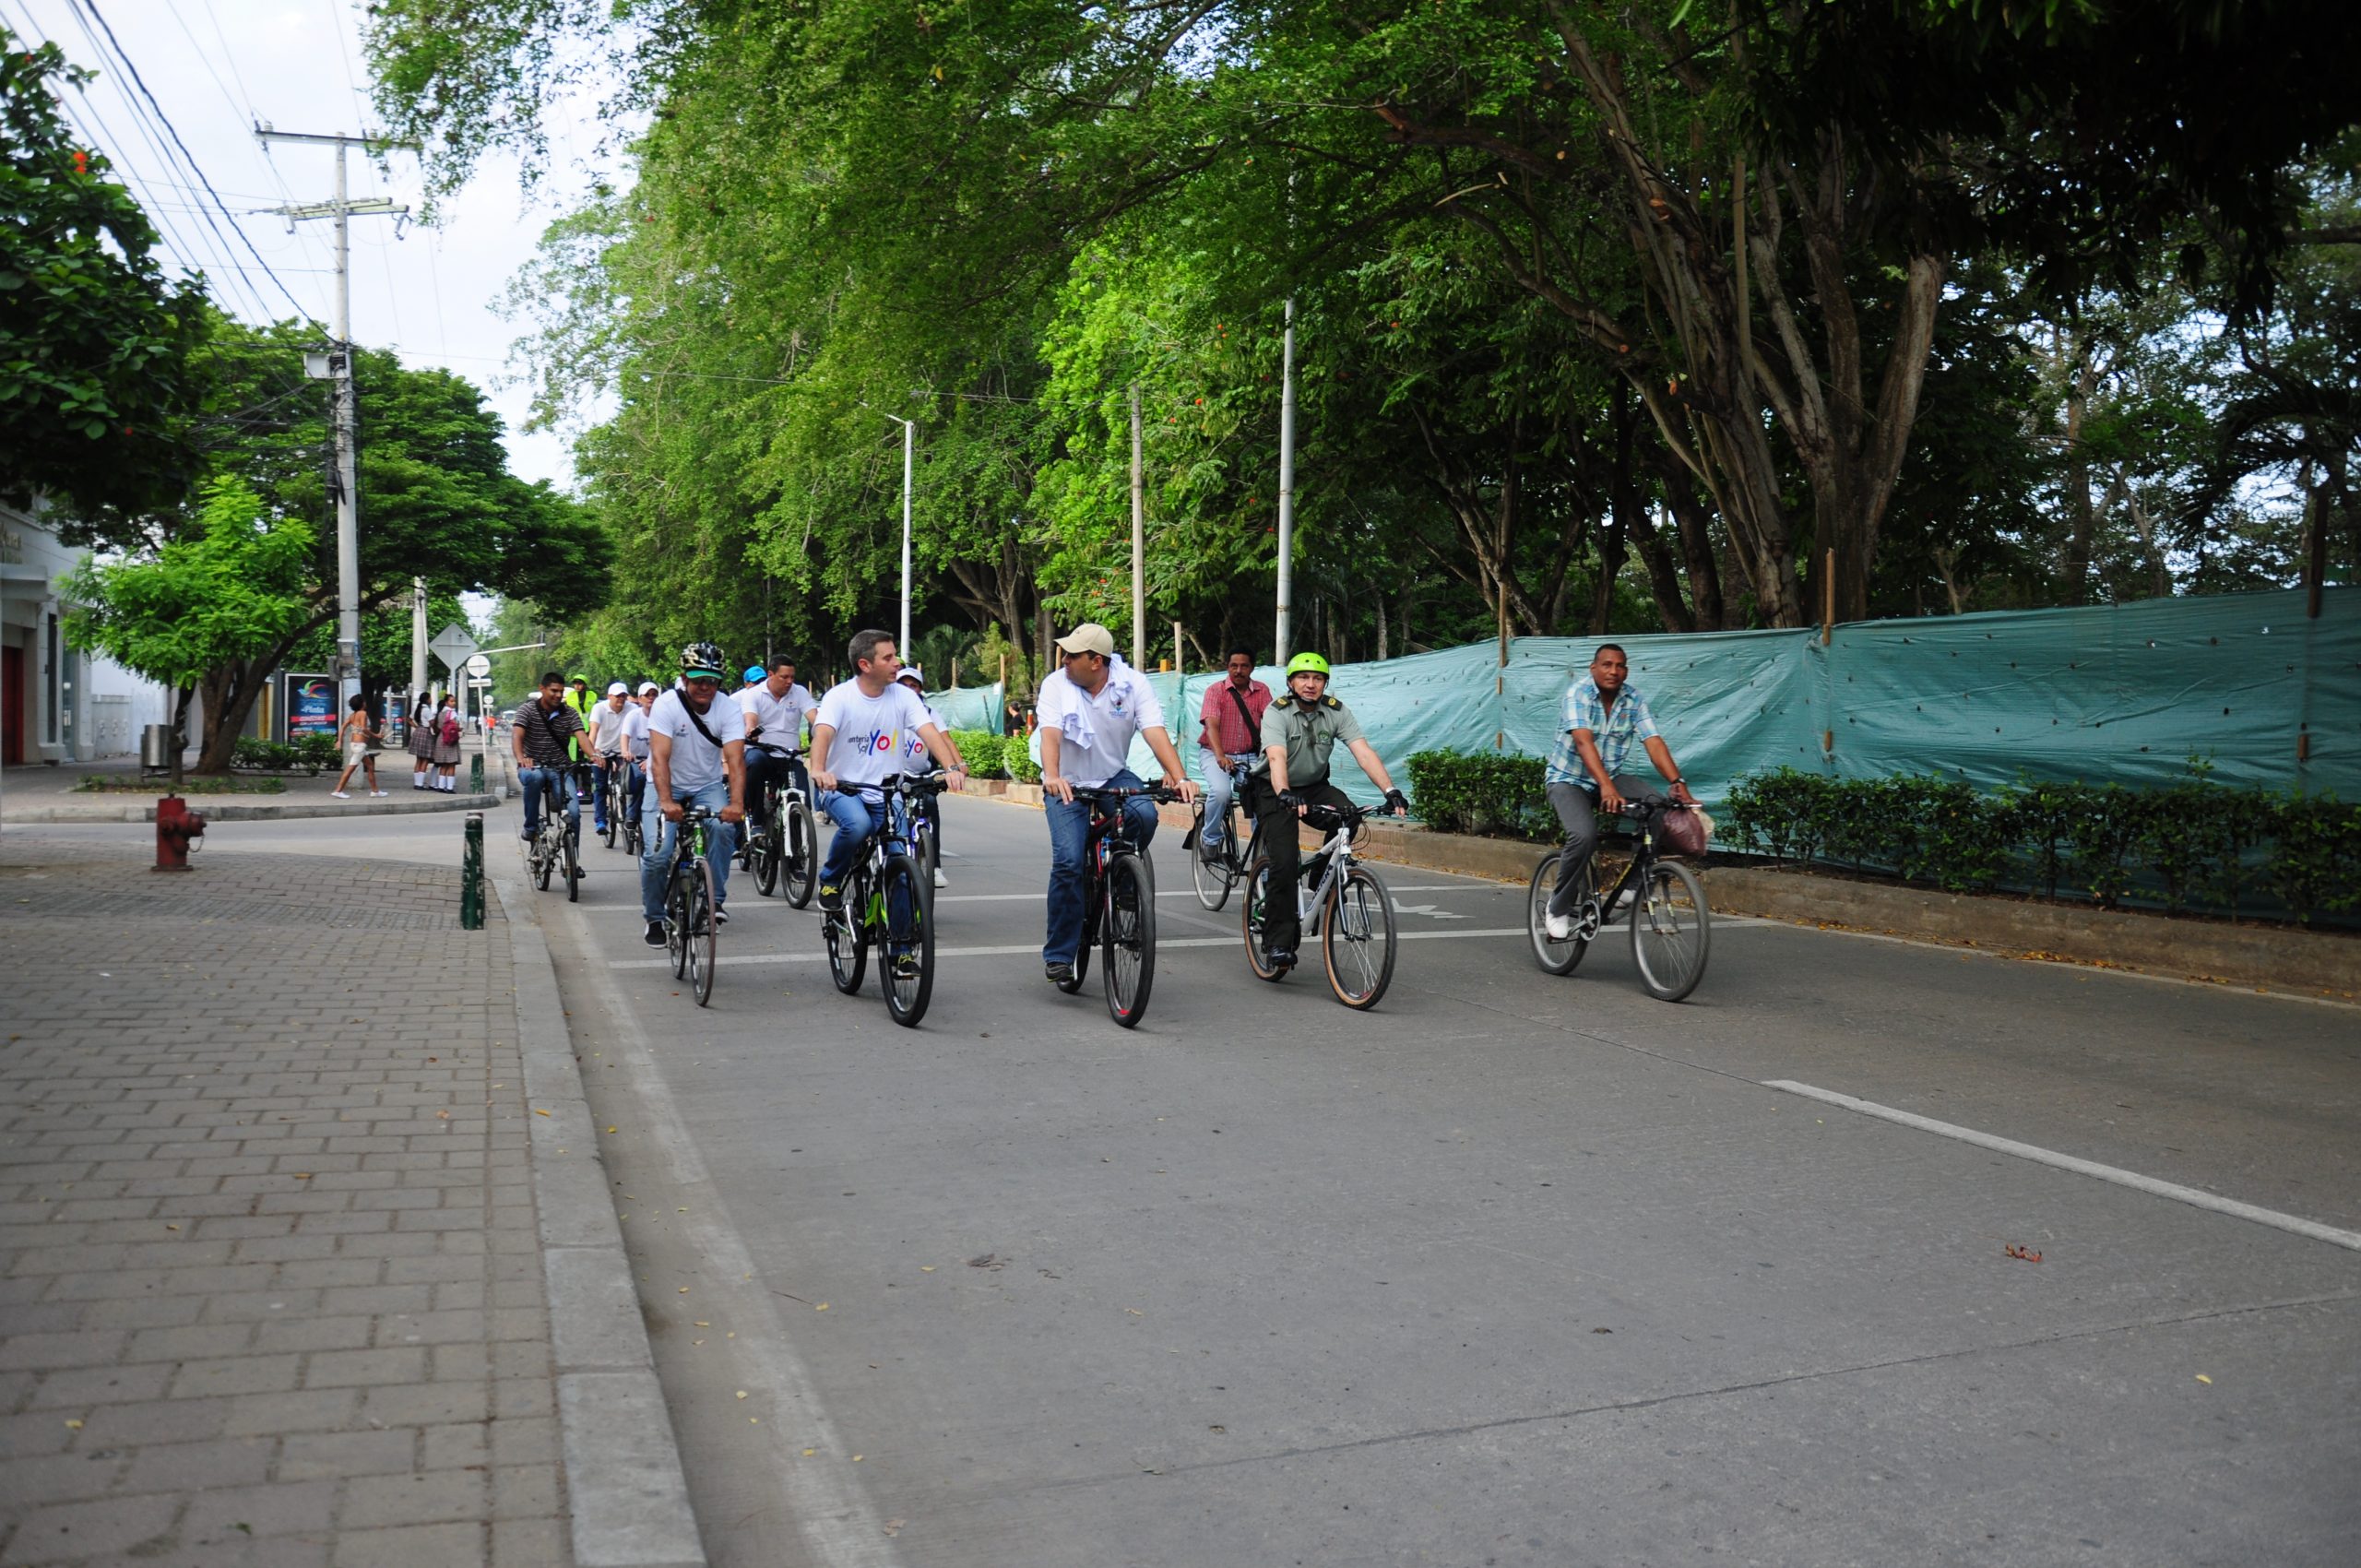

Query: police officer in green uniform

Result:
[1247,652,1410,970]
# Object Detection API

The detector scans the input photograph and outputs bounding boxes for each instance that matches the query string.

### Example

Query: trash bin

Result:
[140,723,174,772]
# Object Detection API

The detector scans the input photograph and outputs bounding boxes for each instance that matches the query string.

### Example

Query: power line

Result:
[71,0,322,327]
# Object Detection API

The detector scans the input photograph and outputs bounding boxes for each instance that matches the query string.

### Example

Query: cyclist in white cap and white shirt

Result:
[619,682,658,838]
[587,683,634,837]
[895,666,967,888]
[1036,622,1196,986]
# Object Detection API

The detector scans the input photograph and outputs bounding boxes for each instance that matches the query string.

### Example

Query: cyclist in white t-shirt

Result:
[738,656,818,840]
[619,682,657,837]
[808,629,965,911]
[636,644,748,948]
[895,666,966,889]
[1035,622,1196,985]
[587,683,634,836]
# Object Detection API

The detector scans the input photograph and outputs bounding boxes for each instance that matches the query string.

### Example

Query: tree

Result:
[0,30,207,513]
[61,478,312,786]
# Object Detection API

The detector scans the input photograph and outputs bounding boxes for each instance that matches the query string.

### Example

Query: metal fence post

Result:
[462,812,484,930]
[469,753,485,793]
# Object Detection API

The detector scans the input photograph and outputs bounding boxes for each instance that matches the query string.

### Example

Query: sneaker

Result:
[932,867,948,889]
[330,790,350,799]
[1200,837,1224,863]
[1544,911,1575,942]
[893,952,921,979]
[643,921,668,948]
[818,883,844,912]
[371,790,388,797]
[1045,961,1075,985]
[712,907,729,925]
[520,828,535,843]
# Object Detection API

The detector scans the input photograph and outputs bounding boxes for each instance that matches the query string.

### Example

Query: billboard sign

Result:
[285,674,338,740]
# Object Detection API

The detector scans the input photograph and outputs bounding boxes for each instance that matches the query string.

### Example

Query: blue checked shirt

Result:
[1546,677,1659,786]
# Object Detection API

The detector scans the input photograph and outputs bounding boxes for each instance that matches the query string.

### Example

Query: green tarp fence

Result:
[931,681,1007,735]
[1034,587,2355,811]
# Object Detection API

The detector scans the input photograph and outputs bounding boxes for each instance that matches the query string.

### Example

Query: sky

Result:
[6,0,618,493]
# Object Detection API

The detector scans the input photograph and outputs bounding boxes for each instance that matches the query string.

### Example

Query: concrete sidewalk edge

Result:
[493,875,710,1568]
[4,791,504,824]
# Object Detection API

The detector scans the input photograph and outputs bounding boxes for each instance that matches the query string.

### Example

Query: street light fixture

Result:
[871,410,917,656]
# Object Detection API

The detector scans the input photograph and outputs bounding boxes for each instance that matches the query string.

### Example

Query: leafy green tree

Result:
[61,478,312,785]
[0,30,207,513]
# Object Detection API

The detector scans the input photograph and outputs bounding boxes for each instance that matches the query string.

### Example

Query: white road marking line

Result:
[611,927,1537,968]
[921,882,1500,903]
[556,899,908,1568]
[1763,1079,2361,1253]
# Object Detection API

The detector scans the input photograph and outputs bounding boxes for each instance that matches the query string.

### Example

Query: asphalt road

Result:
[26,800,2356,1567]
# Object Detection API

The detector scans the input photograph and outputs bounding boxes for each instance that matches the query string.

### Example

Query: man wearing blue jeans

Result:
[637,645,748,948]
[1035,622,1198,986]
[809,630,966,911]
[511,671,587,879]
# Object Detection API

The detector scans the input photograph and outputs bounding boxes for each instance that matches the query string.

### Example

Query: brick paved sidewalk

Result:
[0,841,567,1567]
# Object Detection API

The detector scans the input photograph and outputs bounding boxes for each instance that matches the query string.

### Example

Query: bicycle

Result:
[598,754,633,852]
[523,764,587,903]
[1051,784,1180,1028]
[618,759,647,859]
[1527,797,1710,1002]
[1241,801,1397,1009]
[660,805,723,1007]
[1184,761,1257,912]
[823,775,945,1028]
[742,743,819,908]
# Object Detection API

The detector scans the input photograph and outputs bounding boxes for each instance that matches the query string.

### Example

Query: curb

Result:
[3,792,503,825]
[491,871,709,1568]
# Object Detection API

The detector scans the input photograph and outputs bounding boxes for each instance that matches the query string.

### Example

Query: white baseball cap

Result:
[897,667,925,687]
[636,681,658,695]
[607,681,629,695]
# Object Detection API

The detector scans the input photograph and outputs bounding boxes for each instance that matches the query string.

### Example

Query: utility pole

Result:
[1275,297,1299,663]
[1130,384,1145,670]
[256,125,412,710]
[873,413,916,654]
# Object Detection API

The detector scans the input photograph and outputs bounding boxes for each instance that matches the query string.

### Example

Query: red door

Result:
[2,644,22,766]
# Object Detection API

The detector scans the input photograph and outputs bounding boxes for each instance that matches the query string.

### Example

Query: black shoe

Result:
[1266,947,1296,971]
[818,883,844,912]
[1045,961,1074,985]
[713,907,729,925]
[520,828,535,843]
[643,921,667,948]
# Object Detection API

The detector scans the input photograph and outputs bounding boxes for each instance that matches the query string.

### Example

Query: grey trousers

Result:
[1546,777,1662,916]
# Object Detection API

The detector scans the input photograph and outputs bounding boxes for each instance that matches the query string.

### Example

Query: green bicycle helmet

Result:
[1285,651,1332,678]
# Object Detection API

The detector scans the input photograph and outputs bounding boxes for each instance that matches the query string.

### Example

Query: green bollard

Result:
[469,753,485,793]
[462,812,485,930]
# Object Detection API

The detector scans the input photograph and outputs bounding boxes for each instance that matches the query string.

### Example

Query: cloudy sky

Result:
[7,0,618,491]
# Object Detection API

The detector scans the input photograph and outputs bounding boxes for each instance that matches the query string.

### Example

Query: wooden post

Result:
[2306,491,2326,619]
[1172,619,1183,675]
[1821,547,1835,645]
[1495,574,1509,749]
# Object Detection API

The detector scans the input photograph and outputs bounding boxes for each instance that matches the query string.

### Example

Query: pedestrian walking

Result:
[432,696,464,792]
[330,695,389,798]
[409,690,436,790]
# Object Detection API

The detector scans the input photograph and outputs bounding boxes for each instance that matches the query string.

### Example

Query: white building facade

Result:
[1,502,178,766]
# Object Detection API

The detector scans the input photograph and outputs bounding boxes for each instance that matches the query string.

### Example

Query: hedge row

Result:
[230,736,338,775]
[946,730,1039,784]
[1404,751,1557,842]
[1723,766,2359,923]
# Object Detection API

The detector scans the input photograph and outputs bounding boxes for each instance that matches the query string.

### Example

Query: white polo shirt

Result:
[647,688,738,794]
[620,705,650,761]
[737,681,816,755]
[814,679,934,789]
[587,701,632,756]
[1035,657,1165,788]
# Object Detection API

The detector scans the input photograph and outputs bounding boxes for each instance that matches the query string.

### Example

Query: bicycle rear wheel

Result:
[753,808,782,897]
[1528,855,1590,976]
[563,825,580,903]
[1103,853,1155,1028]
[826,866,870,994]
[879,854,932,1027]
[601,785,618,849]
[1240,859,1287,982]
[685,857,718,1007]
[1323,863,1396,1009]
[784,798,818,909]
[1631,861,1710,1003]
[533,831,553,891]
[668,871,691,980]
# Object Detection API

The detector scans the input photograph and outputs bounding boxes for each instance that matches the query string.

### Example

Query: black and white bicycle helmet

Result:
[679,642,728,680]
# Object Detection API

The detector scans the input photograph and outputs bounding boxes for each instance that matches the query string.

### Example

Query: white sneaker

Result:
[330,790,350,799]
[932,868,948,889]
[1544,911,1575,942]
[370,790,388,797]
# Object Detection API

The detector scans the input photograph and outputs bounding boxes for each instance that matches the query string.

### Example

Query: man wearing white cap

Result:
[1035,622,1196,986]
[620,683,658,838]
[896,666,967,888]
[587,683,634,837]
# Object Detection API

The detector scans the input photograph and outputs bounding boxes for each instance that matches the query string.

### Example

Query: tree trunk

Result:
[2059,337,2100,604]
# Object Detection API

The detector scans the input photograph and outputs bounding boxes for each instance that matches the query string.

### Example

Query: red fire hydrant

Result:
[155,796,207,873]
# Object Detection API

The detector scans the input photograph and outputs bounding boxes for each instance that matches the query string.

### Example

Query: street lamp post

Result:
[877,412,917,654]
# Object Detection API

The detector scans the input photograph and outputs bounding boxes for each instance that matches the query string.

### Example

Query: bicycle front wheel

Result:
[1240,859,1287,982]
[685,857,718,1007]
[1323,863,1396,1009]
[784,798,818,909]
[1102,853,1155,1028]
[668,873,691,980]
[601,791,618,849]
[563,825,580,903]
[1631,860,1711,1003]
[878,854,932,1028]
[753,814,782,897]
[1528,855,1590,976]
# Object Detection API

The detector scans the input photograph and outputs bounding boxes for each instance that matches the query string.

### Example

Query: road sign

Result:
[428,622,478,674]
[464,653,492,678]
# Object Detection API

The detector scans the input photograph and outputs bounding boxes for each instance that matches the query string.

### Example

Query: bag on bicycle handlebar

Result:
[1657,804,1712,858]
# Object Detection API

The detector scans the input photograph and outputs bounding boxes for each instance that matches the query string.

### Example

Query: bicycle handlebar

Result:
[840,774,948,798]
[1071,784,1183,805]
